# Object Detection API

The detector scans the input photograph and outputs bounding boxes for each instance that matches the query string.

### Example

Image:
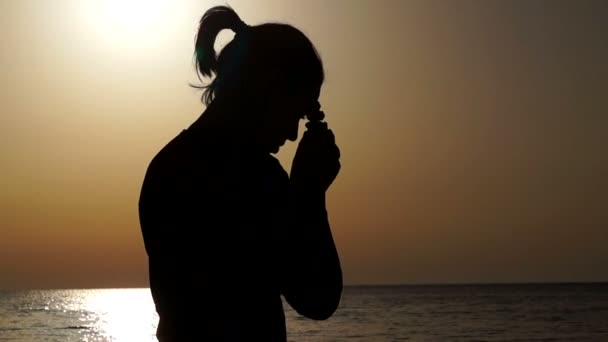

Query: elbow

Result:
[283,261,344,320]
[299,297,341,321]
[288,283,343,320]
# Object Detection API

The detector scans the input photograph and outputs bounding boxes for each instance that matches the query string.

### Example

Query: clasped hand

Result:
[290,119,341,194]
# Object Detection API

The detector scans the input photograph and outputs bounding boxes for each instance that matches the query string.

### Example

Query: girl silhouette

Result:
[139,5,342,341]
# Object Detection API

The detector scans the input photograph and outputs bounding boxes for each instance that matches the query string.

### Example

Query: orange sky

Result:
[1,0,607,289]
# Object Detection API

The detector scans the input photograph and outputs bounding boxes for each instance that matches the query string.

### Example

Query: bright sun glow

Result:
[82,0,177,48]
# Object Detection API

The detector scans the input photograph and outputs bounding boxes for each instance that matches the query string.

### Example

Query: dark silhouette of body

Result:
[138,6,342,341]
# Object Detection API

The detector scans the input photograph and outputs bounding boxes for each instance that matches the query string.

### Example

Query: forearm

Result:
[283,117,343,318]
[291,188,340,273]
[281,185,342,319]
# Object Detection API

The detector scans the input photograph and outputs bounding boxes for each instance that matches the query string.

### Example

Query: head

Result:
[193,6,324,153]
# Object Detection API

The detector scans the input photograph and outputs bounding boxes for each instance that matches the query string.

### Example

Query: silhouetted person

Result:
[138,6,342,341]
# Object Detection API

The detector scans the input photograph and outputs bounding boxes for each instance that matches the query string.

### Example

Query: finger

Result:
[325,129,336,145]
[332,144,341,159]
[317,110,326,121]
[305,120,328,131]
[307,126,333,144]
[306,109,325,122]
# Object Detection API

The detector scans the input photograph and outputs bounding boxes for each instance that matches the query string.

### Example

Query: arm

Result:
[279,116,343,320]
[280,187,342,320]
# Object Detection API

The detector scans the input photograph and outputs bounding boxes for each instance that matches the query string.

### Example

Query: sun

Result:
[101,0,165,32]
[82,0,177,49]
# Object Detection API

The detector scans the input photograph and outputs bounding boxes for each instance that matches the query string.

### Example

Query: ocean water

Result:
[0,284,607,341]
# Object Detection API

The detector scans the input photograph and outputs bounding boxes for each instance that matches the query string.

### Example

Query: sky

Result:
[1,0,607,289]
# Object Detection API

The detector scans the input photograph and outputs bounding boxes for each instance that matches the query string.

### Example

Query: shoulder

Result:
[141,130,195,193]
[146,129,210,176]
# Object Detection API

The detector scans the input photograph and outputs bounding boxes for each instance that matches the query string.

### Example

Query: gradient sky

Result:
[1,0,607,289]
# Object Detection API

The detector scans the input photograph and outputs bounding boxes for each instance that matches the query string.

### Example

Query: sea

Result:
[1,283,607,341]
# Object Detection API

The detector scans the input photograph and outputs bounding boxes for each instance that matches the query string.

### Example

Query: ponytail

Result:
[194,5,246,78]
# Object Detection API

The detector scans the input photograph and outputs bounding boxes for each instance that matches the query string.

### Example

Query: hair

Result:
[192,5,325,105]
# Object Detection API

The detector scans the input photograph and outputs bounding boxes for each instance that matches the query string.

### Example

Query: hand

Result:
[290,117,341,194]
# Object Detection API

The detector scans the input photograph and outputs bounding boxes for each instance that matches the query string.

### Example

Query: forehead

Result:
[294,95,320,113]
[280,83,319,104]
[293,84,321,102]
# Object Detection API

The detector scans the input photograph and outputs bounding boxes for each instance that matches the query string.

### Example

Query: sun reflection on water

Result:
[79,289,158,341]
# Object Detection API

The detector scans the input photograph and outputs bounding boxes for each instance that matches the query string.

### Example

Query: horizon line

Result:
[3,280,608,291]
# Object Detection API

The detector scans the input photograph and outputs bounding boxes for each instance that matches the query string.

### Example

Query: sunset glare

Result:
[81,0,178,48]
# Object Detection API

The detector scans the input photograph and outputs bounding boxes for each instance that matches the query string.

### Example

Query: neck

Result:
[188,97,265,152]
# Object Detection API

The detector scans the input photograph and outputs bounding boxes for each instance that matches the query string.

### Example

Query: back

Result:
[138,127,290,341]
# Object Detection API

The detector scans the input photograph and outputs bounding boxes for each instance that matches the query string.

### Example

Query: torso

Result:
[139,127,290,341]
